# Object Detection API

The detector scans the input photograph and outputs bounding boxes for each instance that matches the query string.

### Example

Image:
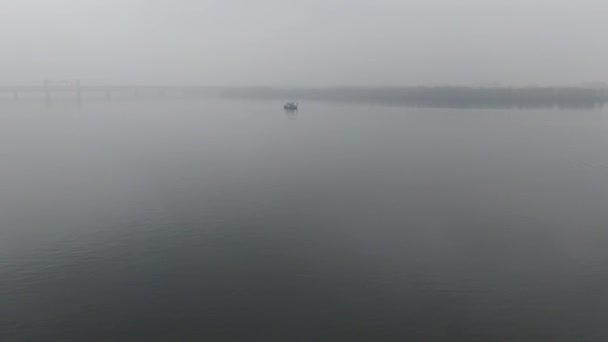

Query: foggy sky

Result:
[1,0,607,86]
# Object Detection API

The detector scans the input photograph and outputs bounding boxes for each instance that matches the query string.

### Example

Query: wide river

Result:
[2,99,608,340]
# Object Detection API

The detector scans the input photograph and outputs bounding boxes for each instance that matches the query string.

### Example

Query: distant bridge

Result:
[0,81,221,102]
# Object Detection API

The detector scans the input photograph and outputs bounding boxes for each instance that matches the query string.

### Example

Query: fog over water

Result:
[1,0,608,86]
[3,1,608,341]
[2,99,608,340]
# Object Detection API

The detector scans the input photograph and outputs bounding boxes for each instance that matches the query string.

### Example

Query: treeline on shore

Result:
[221,86,608,108]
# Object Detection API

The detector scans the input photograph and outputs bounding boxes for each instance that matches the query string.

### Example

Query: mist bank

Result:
[221,86,608,109]
[3,85,607,109]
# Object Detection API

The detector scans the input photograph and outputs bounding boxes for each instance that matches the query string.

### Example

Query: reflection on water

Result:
[1,100,608,340]
[284,108,298,119]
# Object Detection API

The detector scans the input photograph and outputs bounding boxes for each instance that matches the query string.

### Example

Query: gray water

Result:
[2,99,608,341]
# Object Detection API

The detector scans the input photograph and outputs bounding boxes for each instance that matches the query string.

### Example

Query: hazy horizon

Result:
[5,3,608,340]
[2,0,607,87]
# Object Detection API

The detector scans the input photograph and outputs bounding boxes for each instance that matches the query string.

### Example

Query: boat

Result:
[284,102,298,110]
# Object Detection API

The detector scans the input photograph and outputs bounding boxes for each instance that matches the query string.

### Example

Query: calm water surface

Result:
[2,99,608,340]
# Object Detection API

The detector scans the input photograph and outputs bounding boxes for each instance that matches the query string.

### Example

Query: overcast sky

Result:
[1,0,607,86]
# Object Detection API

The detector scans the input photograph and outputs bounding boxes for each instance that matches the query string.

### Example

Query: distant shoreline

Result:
[220,86,608,109]
[1,85,607,109]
